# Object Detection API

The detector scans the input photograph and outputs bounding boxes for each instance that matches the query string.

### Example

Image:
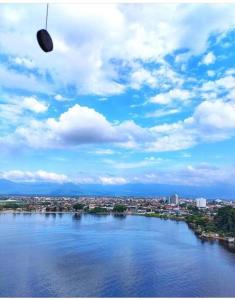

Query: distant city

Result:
[0,194,232,213]
[1,194,234,213]
[1,194,235,244]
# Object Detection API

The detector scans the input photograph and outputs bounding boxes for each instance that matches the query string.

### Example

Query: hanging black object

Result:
[37,29,53,52]
[37,4,53,52]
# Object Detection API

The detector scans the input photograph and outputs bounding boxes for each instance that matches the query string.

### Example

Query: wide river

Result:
[0,213,235,297]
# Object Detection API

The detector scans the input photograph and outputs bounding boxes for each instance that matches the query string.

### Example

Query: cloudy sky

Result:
[0,3,235,187]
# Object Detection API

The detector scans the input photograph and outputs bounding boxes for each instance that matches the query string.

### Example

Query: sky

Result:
[0,3,235,188]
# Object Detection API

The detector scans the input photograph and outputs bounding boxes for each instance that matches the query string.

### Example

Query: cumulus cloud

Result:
[99,176,128,185]
[149,89,191,105]
[54,94,70,102]
[21,97,48,113]
[103,156,163,169]
[14,103,149,148]
[145,108,181,118]
[94,149,115,155]
[202,51,216,65]
[2,163,235,187]
[201,75,235,93]
[1,3,235,156]
[133,164,235,186]
[0,95,48,128]
[186,100,235,142]
[146,99,235,151]
[1,4,235,96]
[3,97,234,153]
[207,70,215,77]
[0,65,52,93]
[11,56,35,69]
[1,170,68,183]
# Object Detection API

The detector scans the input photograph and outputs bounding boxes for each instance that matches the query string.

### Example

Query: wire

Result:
[45,3,49,30]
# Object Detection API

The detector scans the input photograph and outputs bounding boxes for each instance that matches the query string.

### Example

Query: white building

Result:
[169,194,179,205]
[196,197,207,208]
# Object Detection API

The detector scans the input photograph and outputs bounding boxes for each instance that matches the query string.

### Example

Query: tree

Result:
[89,206,108,213]
[215,206,235,235]
[113,204,127,213]
[73,203,84,211]
[3,203,20,209]
[187,205,199,214]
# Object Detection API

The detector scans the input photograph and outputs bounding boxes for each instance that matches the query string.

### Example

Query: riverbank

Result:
[1,209,235,244]
[145,212,235,244]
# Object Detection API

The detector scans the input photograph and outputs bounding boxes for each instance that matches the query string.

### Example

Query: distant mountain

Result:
[0,179,234,200]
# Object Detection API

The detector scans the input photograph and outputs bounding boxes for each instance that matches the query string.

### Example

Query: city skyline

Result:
[0,4,235,190]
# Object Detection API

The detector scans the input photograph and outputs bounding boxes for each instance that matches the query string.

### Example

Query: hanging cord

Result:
[45,3,49,30]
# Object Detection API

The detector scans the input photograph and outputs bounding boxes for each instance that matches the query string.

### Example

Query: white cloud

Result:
[99,176,128,185]
[1,4,235,96]
[202,51,216,65]
[94,149,115,155]
[1,170,68,183]
[149,89,191,105]
[207,70,215,77]
[103,156,163,169]
[130,67,157,90]
[2,163,235,187]
[47,104,120,145]
[54,94,69,102]
[187,100,235,134]
[14,104,149,148]
[0,65,52,94]
[0,95,48,128]
[12,56,35,69]
[133,164,235,186]
[1,162,235,187]
[147,131,196,152]
[216,75,235,89]
[98,97,108,101]
[145,108,181,118]
[201,75,235,92]
[21,97,48,113]
[145,98,235,152]
[9,97,235,153]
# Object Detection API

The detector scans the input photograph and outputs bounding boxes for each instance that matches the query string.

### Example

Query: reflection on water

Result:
[113,214,127,219]
[220,241,235,253]
[73,213,82,221]
[0,213,235,297]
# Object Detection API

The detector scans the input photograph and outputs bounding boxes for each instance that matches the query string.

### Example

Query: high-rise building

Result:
[196,197,207,208]
[169,194,179,205]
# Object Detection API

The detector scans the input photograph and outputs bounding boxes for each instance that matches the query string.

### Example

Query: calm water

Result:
[1,213,235,297]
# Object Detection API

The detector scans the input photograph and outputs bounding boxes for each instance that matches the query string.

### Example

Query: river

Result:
[0,213,235,297]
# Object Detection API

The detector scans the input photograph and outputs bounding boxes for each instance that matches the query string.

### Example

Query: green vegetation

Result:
[73,203,84,210]
[186,206,235,236]
[46,206,57,212]
[89,206,108,214]
[145,212,162,218]
[1,203,21,209]
[113,204,127,213]
[186,214,216,232]
[187,205,199,214]
[145,213,184,221]
[214,206,235,236]
[146,206,235,238]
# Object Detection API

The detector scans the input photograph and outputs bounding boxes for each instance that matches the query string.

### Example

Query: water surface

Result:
[0,213,235,297]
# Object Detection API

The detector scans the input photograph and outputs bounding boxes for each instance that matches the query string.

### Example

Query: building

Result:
[196,197,207,208]
[169,194,179,205]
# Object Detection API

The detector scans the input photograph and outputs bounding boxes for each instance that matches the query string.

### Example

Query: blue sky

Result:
[0,3,235,187]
